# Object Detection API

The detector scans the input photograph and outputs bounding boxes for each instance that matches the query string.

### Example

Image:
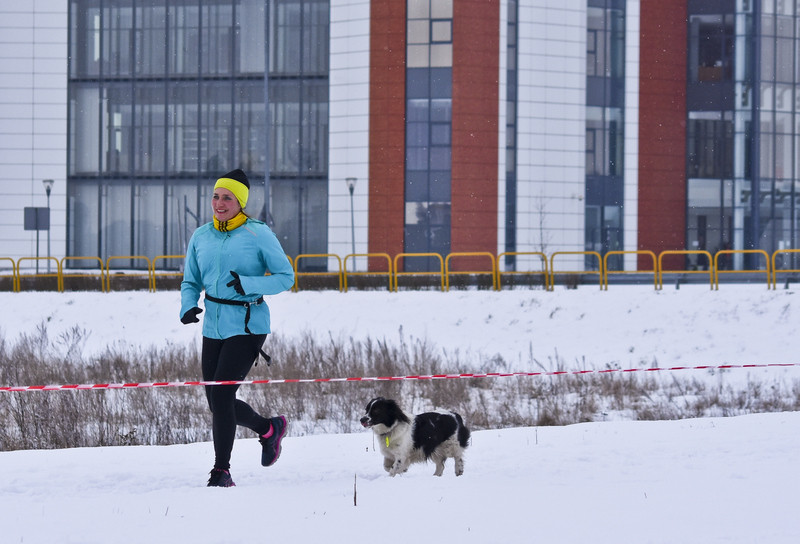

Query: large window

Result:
[504,0,518,266]
[68,0,330,266]
[404,0,453,268]
[687,112,734,179]
[688,14,734,83]
[686,0,800,267]
[585,1,625,270]
[587,6,624,79]
[268,0,330,270]
[270,0,329,75]
[585,106,623,177]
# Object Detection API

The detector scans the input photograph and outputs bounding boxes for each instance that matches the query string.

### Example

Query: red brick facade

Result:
[451,0,500,270]
[368,0,407,268]
[368,0,500,272]
[638,1,688,269]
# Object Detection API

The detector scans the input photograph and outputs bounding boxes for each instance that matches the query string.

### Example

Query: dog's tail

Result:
[455,413,471,448]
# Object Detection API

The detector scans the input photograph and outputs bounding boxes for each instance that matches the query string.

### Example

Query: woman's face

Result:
[212,187,241,222]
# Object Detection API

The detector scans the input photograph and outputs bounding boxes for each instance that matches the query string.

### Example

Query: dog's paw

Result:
[389,460,406,476]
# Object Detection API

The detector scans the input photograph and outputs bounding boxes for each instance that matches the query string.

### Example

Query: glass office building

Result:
[1,0,786,274]
[585,0,625,269]
[686,0,800,268]
[67,0,329,268]
[403,0,453,268]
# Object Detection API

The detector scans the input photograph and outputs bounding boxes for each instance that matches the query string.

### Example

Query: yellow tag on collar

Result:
[385,436,390,447]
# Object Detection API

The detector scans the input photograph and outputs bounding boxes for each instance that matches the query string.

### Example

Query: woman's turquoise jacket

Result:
[180,218,294,339]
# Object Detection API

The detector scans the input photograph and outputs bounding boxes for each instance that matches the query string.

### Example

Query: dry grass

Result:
[1,325,798,451]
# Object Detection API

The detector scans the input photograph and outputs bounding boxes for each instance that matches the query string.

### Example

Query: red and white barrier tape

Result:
[1,363,798,393]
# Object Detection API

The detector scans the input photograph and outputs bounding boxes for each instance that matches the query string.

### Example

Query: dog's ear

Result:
[365,397,383,412]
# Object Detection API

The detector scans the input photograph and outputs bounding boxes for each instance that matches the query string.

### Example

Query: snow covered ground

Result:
[1,284,799,543]
[3,412,798,544]
[3,283,799,370]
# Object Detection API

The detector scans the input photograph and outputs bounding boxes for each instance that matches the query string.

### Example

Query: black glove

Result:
[226,271,245,295]
[181,307,203,324]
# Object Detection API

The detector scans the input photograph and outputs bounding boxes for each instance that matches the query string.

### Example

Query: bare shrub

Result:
[1,326,799,452]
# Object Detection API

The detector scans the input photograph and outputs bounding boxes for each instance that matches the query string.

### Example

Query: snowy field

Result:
[1,284,799,543]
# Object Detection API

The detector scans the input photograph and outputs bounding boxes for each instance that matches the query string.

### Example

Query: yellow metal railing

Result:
[294,254,343,292]
[444,252,497,291]
[496,252,549,290]
[151,255,186,292]
[4,248,800,293]
[393,253,445,292]
[106,256,154,291]
[1,257,17,292]
[771,249,800,289]
[60,256,106,292]
[602,250,657,290]
[16,257,60,291]
[549,251,602,291]
[713,249,770,290]
[343,253,393,292]
[657,250,713,289]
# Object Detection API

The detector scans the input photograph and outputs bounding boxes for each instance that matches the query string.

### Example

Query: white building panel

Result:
[328,0,371,270]
[516,0,587,270]
[0,0,67,266]
[623,0,641,270]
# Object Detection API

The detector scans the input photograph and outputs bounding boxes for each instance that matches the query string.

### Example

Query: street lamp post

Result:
[43,179,54,273]
[346,177,357,271]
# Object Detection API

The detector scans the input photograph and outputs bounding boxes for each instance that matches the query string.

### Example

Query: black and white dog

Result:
[360,397,470,477]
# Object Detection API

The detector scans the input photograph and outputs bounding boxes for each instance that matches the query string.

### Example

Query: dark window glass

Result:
[407,69,430,98]
[235,82,267,172]
[199,83,234,172]
[68,0,329,262]
[135,3,167,77]
[133,180,165,257]
[70,2,101,78]
[201,3,233,75]
[67,181,100,257]
[167,82,200,174]
[103,84,134,174]
[587,7,624,78]
[270,79,329,175]
[102,5,134,76]
[407,122,429,147]
[271,0,329,76]
[271,179,328,264]
[69,84,101,175]
[430,68,452,98]
[688,14,734,83]
[102,180,133,258]
[687,117,734,179]
[585,106,623,176]
[168,3,200,75]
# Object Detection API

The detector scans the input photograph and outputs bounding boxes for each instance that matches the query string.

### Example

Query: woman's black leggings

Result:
[202,334,271,470]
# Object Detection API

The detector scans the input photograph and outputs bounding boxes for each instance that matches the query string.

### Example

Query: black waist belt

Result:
[203,294,271,365]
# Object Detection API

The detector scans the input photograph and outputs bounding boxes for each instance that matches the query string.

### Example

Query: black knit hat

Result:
[215,169,250,208]
[221,168,249,188]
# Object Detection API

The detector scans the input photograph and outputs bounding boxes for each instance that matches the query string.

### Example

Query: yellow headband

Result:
[214,177,249,209]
